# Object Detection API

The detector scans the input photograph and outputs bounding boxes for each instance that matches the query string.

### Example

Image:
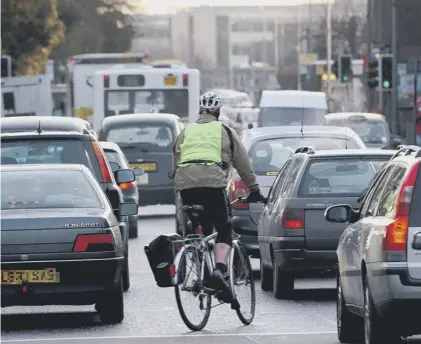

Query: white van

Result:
[258,90,327,127]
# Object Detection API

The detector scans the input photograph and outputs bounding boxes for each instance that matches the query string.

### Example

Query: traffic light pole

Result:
[378,56,383,112]
[391,0,398,134]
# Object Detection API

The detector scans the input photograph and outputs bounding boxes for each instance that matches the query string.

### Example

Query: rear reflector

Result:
[91,141,113,183]
[73,234,114,252]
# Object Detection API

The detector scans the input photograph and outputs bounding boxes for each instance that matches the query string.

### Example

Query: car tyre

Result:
[260,259,273,291]
[98,275,124,324]
[122,243,130,292]
[129,219,138,239]
[273,261,294,299]
[363,277,401,344]
[337,273,363,343]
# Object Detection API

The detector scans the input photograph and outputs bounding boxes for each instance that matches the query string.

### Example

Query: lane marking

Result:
[1,331,336,343]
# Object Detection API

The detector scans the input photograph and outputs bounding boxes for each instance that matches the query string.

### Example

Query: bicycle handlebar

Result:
[230,196,267,206]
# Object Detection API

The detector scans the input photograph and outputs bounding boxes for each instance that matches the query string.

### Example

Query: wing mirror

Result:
[116,169,135,184]
[120,202,138,216]
[324,205,352,223]
[133,167,144,176]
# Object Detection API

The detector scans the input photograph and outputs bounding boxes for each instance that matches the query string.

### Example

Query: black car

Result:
[0,164,138,324]
[0,116,135,292]
[100,141,140,238]
[98,113,184,206]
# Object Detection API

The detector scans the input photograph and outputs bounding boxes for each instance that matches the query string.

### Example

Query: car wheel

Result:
[272,260,294,299]
[364,277,401,344]
[129,219,138,239]
[122,244,130,292]
[260,259,273,291]
[98,275,124,324]
[337,273,363,343]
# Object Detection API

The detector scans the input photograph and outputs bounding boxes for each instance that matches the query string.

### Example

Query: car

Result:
[0,116,134,292]
[0,164,138,324]
[226,126,367,258]
[98,113,184,206]
[325,145,421,343]
[324,112,402,149]
[100,141,140,238]
[257,147,395,299]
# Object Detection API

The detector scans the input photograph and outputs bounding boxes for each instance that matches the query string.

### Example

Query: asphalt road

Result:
[1,206,420,344]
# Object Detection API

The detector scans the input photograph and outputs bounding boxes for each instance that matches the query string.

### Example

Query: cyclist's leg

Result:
[179,188,203,230]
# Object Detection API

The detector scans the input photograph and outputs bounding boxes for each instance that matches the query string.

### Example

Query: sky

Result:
[135,0,327,14]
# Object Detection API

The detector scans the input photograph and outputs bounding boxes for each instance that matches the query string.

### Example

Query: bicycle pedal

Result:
[231,298,240,310]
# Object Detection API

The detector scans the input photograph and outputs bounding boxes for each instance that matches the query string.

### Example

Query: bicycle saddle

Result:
[181,205,204,213]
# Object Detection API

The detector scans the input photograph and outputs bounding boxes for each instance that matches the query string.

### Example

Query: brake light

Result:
[183,73,189,86]
[91,141,113,183]
[144,55,150,63]
[281,208,304,229]
[104,75,110,88]
[73,234,114,252]
[67,57,73,65]
[119,181,135,190]
[383,161,421,259]
[232,178,249,210]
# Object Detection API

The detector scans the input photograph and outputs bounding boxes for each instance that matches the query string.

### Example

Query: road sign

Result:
[299,54,318,65]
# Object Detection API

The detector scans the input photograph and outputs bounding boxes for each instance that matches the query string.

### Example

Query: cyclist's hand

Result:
[247,189,265,203]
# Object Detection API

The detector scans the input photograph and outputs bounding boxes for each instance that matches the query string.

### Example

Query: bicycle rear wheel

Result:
[175,245,211,331]
[229,243,256,325]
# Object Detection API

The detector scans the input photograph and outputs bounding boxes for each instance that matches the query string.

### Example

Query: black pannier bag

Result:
[144,233,182,287]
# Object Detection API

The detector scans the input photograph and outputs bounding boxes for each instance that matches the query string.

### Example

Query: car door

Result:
[259,159,292,264]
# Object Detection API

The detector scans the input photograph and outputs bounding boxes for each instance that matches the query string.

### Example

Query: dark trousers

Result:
[180,187,232,245]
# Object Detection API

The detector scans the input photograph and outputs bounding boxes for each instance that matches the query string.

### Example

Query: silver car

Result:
[325,145,421,344]
[226,125,366,257]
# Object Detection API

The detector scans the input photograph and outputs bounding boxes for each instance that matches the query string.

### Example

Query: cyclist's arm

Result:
[172,130,185,170]
[229,128,259,192]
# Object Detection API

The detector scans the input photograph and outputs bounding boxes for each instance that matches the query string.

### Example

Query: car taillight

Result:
[73,233,114,252]
[383,161,421,261]
[119,181,135,190]
[281,208,304,229]
[91,141,113,183]
[104,74,110,88]
[182,73,188,86]
[232,178,249,210]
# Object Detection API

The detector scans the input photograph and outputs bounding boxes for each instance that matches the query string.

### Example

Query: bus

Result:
[66,53,150,121]
[92,67,200,130]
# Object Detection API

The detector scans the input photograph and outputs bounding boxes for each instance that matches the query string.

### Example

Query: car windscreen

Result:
[325,117,390,145]
[259,107,326,127]
[105,122,174,151]
[104,89,188,118]
[1,170,103,210]
[298,157,391,198]
[1,139,102,181]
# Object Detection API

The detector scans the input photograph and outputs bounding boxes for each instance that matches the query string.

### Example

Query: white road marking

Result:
[2,331,336,343]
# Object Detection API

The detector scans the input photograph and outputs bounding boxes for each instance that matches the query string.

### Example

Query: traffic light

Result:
[367,56,379,89]
[1,56,11,77]
[380,55,393,89]
[339,55,353,83]
[332,58,339,79]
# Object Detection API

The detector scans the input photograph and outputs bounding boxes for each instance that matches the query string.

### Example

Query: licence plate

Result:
[164,75,177,86]
[1,268,58,285]
[131,162,157,172]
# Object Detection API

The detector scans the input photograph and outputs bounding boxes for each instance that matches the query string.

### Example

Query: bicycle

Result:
[173,197,256,331]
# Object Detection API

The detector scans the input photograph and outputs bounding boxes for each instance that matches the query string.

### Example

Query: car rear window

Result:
[1,170,103,210]
[1,139,102,181]
[298,157,391,197]
[105,122,174,151]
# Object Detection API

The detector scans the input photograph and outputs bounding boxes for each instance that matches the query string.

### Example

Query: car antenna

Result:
[36,120,43,134]
[300,107,304,136]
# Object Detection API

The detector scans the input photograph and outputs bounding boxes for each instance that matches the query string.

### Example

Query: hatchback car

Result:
[100,141,140,238]
[1,164,138,324]
[325,145,421,344]
[226,126,366,257]
[99,113,184,206]
[258,147,394,299]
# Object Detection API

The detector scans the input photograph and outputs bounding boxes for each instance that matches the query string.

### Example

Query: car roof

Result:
[297,149,396,158]
[100,113,180,129]
[0,116,92,134]
[325,112,386,122]
[0,164,87,172]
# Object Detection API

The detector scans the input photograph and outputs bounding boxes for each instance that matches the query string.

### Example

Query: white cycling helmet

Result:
[199,92,222,114]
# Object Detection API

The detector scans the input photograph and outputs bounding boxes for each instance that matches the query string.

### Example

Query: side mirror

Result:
[324,205,352,223]
[168,169,174,179]
[391,135,402,148]
[116,169,135,184]
[109,161,121,172]
[133,167,144,176]
[248,123,254,129]
[120,202,138,216]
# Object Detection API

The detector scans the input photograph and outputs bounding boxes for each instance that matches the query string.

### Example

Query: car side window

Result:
[376,166,407,217]
[280,157,304,199]
[267,160,292,203]
[363,166,395,217]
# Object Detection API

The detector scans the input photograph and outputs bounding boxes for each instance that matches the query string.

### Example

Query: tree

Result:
[1,0,65,75]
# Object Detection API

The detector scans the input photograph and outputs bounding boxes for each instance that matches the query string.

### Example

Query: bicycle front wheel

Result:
[175,245,211,331]
[229,243,256,325]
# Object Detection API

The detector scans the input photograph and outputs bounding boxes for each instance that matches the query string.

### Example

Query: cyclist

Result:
[172,91,264,298]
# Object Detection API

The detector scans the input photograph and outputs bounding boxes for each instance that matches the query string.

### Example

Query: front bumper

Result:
[1,257,124,307]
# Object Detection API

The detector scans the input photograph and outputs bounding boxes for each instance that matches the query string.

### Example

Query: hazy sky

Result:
[139,0,327,14]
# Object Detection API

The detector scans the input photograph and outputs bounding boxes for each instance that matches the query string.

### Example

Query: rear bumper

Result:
[138,185,175,205]
[1,257,124,307]
[271,237,337,272]
[232,213,259,258]
[367,263,421,335]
